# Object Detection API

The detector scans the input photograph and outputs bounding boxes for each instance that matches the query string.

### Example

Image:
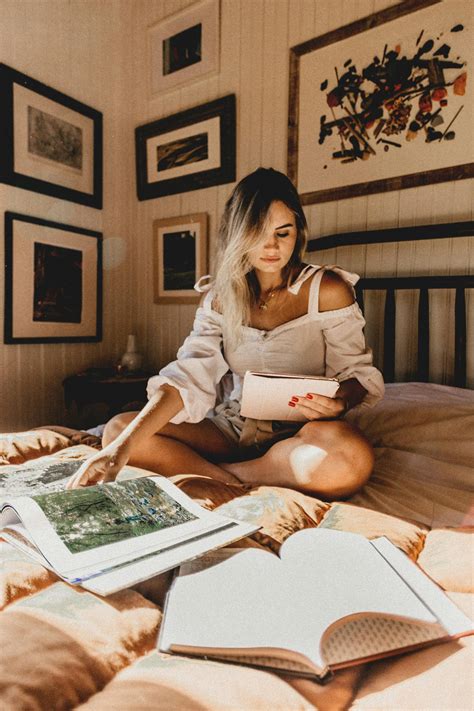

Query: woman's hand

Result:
[66,440,131,489]
[288,392,347,420]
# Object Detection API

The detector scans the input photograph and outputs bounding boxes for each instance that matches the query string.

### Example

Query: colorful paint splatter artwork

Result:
[318,23,468,166]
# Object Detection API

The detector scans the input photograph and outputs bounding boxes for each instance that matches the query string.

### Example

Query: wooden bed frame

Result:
[307,221,474,388]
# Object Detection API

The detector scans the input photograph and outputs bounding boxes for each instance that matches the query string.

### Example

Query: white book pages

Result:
[240,372,339,421]
[160,529,472,671]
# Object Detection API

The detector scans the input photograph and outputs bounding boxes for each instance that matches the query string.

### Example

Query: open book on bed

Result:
[240,371,339,421]
[0,454,258,596]
[159,529,474,682]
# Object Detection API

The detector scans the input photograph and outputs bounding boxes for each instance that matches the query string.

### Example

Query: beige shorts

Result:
[209,399,304,458]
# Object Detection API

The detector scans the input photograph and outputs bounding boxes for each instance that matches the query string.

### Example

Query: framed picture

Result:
[288,0,474,205]
[153,213,208,304]
[4,212,102,344]
[136,94,235,200]
[0,64,103,208]
[148,0,220,96]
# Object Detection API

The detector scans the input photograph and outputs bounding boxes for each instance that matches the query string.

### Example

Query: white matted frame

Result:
[4,212,102,343]
[136,94,235,199]
[148,0,220,97]
[153,213,208,304]
[0,64,102,209]
[288,0,474,204]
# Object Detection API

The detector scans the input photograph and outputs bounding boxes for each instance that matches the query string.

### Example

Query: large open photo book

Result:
[0,453,258,596]
[159,529,473,682]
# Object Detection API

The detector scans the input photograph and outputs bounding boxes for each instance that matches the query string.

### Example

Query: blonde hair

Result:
[213,168,308,347]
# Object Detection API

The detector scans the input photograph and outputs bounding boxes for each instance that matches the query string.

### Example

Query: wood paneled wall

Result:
[0,0,136,430]
[1,0,472,431]
[131,0,473,387]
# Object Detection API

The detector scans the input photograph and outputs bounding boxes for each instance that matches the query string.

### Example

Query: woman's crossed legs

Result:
[104,413,374,500]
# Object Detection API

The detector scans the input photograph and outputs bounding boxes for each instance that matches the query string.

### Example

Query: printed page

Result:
[0,476,241,579]
[0,455,85,498]
[160,530,446,670]
[240,372,339,421]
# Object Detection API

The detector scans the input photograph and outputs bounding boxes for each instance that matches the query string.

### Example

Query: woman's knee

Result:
[294,419,374,497]
[102,411,138,446]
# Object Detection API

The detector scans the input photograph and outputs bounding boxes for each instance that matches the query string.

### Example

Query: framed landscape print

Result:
[288,0,473,204]
[136,94,235,199]
[4,212,102,343]
[148,0,220,96]
[0,64,103,208]
[153,213,208,304]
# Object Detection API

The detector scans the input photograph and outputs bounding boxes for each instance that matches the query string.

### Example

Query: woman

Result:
[68,168,384,498]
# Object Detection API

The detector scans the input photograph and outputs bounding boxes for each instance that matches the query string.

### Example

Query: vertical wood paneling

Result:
[0,0,135,430]
[2,0,472,433]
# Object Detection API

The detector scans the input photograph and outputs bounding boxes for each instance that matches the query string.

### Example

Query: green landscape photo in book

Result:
[33,478,197,553]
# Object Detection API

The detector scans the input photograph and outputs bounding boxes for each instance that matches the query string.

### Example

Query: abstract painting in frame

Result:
[153,213,208,304]
[136,94,235,199]
[4,212,102,344]
[288,0,473,204]
[148,0,220,96]
[0,64,103,208]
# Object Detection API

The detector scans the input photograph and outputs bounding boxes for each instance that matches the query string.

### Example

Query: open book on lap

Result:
[159,529,473,682]
[0,455,258,596]
[240,371,339,421]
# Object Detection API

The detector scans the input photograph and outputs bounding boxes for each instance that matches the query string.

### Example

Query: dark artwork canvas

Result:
[28,106,83,170]
[318,23,467,167]
[33,242,83,323]
[163,230,196,291]
[163,23,202,75]
[157,132,209,171]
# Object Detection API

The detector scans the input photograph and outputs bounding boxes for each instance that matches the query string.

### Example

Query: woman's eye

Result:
[276,232,290,238]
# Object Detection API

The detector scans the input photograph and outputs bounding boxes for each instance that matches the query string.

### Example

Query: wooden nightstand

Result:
[63,368,153,429]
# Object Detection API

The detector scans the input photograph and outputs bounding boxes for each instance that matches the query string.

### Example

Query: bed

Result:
[1,225,473,711]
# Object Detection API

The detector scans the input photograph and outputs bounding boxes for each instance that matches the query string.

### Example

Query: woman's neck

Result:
[255,271,284,293]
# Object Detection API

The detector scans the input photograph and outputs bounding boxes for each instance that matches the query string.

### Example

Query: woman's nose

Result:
[263,233,279,250]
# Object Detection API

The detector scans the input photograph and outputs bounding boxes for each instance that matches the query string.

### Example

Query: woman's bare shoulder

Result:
[318,269,354,312]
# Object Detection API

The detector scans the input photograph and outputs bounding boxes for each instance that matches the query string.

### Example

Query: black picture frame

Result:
[4,212,102,344]
[0,64,103,209]
[135,94,236,200]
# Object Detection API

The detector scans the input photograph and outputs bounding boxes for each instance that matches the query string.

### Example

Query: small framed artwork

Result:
[4,212,102,344]
[0,64,103,208]
[148,0,220,96]
[153,213,208,304]
[136,94,235,200]
[288,0,473,204]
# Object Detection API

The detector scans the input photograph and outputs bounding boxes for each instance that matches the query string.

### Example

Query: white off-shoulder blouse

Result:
[147,265,385,425]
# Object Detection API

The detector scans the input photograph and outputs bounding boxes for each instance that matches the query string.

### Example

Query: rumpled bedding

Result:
[0,383,473,711]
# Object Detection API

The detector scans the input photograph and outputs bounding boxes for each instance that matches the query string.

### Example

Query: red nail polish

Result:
[306,394,313,400]
[291,396,298,402]
[288,401,296,407]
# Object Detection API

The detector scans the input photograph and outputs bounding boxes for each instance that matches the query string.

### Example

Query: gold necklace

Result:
[258,286,283,310]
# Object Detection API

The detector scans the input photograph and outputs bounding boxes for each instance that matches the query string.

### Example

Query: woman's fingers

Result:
[67,457,118,489]
[289,393,345,420]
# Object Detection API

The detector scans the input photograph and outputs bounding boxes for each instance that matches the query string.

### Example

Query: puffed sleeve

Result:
[146,295,230,424]
[322,302,385,408]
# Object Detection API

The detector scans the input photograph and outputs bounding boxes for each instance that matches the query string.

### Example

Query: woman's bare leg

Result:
[221,420,374,499]
[103,412,242,485]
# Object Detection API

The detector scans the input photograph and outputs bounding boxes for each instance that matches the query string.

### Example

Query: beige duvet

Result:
[0,383,472,710]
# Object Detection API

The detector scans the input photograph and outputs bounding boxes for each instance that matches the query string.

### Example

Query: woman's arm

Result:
[67,384,183,488]
[290,270,374,420]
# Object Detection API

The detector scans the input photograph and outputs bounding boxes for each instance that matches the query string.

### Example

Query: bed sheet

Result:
[0,383,472,710]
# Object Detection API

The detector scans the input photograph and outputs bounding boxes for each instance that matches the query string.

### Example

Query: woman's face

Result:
[247,200,298,278]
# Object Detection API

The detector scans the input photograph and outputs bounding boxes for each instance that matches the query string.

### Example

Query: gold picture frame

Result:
[153,213,208,304]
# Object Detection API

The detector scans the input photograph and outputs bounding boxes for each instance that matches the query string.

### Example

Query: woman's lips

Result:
[261,257,280,263]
